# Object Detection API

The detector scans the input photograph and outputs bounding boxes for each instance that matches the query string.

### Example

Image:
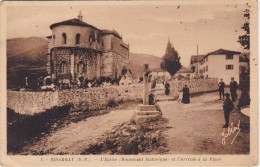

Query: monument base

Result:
[133,104,161,129]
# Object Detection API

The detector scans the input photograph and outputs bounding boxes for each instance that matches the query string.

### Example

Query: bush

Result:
[177,74,184,80]
[117,99,124,104]
[139,77,143,83]
[192,75,200,80]
[186,74,190,80]
[238,89,250,108]
[106,99,119,109]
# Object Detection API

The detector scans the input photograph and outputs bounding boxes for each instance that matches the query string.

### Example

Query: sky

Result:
[7,2,249,67]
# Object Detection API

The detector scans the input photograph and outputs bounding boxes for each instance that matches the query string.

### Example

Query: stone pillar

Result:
[143,64,149,105]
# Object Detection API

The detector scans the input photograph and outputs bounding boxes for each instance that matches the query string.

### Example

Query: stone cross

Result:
[143,64,149,105]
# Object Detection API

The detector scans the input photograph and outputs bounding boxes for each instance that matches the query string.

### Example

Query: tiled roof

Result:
[50,18,99,30]
[190,55,206,64]
[177,66,193,73]
[151,67,164,72]
[207,49,241,56]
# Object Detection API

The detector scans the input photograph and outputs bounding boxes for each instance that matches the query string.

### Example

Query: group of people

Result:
[218,77,239,128]
[218,77,238,101]
[150,77,241,129]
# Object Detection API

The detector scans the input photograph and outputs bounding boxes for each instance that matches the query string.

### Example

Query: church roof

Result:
[50,18,99,30]
[101,29,122,39]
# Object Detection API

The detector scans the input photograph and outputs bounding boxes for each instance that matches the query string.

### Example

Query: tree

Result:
[238,9,250,50]
[237,9,250,108]
[161,40,182,76]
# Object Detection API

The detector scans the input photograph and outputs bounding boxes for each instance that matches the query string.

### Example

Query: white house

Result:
[197,49,241,85]
[189,55,206,73]
[175,66,194,79]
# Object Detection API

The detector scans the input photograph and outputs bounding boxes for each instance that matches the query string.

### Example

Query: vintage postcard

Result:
[0,0,258,166]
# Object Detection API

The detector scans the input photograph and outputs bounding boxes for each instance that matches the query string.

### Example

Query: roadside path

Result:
[158,91,250,154]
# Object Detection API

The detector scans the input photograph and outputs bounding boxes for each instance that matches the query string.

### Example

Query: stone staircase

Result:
[155,95,177,102]
[153,88,177,102]
[133,104,161,129]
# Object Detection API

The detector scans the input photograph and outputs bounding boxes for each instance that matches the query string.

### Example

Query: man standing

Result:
[222,93,234,128]
[230,77,238,101]
[218,78,225,100]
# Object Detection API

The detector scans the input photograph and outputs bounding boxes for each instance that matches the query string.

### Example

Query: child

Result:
[223,93,234,128]
[148,90,162,115]
[148,90,155,105]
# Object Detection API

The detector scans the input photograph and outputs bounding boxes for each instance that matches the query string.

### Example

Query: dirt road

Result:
[158,91,250,154]
[23,108,134,154]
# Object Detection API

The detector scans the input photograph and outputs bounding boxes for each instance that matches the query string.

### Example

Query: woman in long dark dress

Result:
[165,81,170,95]
[182,84,190,104]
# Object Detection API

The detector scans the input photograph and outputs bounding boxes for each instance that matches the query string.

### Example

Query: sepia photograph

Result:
[0,0,258,166]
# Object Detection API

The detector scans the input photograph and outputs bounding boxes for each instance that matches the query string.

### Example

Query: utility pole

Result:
[196,44,199,75]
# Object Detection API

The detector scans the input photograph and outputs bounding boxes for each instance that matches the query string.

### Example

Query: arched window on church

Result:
[62,33,67,45]
[77,61,85,74]
[60,61,68,73]
[76,33,81,45]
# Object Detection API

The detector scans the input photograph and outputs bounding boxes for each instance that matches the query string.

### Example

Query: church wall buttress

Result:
[101,52,114,78]
[96,53,101,79]
[70,54,74,79]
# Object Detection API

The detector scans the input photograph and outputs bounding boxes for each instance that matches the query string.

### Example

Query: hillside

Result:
[7,37,48,69]
[129,53,162,78]
[129,53,161,70]
[7,37,162,79]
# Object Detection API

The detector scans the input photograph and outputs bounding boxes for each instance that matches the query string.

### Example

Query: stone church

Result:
[46,11,130,82]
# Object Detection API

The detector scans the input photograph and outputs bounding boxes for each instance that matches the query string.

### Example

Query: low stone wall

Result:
[58,84,143,110]
[7,91,59,115]
[7,79,218,115]
[169,78,218,96]
[7,84,143,115]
